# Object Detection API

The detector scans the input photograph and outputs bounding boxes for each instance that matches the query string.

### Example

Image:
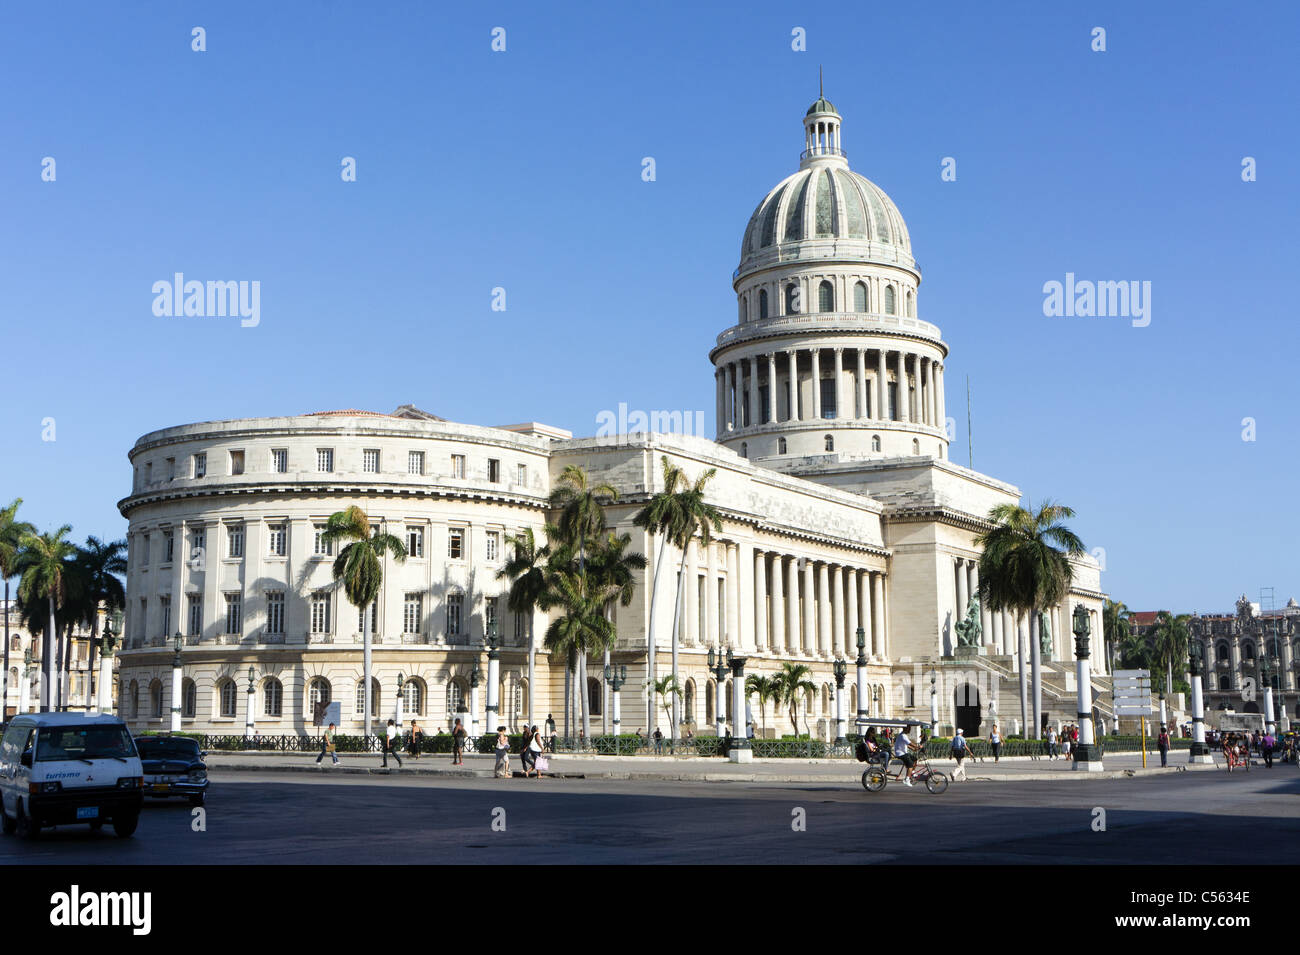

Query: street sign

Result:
[1113,669,1151,679]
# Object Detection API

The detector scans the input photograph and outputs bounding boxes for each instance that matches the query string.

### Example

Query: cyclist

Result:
[893,725,920,787]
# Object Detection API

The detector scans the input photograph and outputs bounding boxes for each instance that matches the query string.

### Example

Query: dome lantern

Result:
[801,70,846,168]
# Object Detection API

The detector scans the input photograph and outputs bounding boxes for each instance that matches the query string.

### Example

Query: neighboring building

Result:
[2,600,111,718]
[112,92,1107,740]
[1188,595,1298,726]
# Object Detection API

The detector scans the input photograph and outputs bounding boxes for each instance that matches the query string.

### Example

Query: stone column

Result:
[738,540,753,651]
[725,364,736,432]
[992,609,1003,656]
[745,356,758,430]
[1189,653,1211,764]
[754,550,768,651]
[847,568,860,654]
[787,349,800,421]
[786,557,800,656]
[715,368,725,438]
[767,353,777,424]
[811,348,822,419]
[857,348,868,419]
[1073,621,1103,772]
[871,572,884,658]
[725,542,739,648]
[936,364,945,431]
[705,541,718,648]
[956,558,969,620]
[858,571,872,660]
[833,347,844,420]
[770,554,786,653]
[802,559,816,656]
[919,357,928,425]
[685,538,698,646]
[929,360,939,426]
[831,565,844,657]
[817,563,831,657]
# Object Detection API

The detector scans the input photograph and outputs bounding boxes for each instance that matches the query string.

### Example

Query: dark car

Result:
[135,735,208,807]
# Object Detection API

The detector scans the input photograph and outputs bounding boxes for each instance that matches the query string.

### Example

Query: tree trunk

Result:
[88,610,99,711]
[645,532,669,732]
[562,664,571,740]
[578,650,591,743]
[526,613,535,731]
[2,580,10,718]
[602,646,610,736]
[1018,612,1028,738]
[1030,609,1042,738]
[43,595,56,712]
[362,601,373,741]
[669,541,689,743]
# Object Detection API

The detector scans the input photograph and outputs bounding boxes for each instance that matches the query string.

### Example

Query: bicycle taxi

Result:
[854,717,949,794]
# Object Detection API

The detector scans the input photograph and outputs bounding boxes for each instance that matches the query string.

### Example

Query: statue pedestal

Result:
[955,645,987,658]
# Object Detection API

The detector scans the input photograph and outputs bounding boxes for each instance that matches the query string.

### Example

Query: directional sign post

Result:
[1113,670,1153,765]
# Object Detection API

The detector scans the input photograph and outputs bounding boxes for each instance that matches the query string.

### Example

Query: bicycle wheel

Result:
[863,768,887,792]
[925,771,949,794]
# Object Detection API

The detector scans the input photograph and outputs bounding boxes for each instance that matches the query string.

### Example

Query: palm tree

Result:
[772,662,816,738]
[0,499,36,717]
[547,466,617,741]
[975,499,1085,738]
[15,525,77,712]
[542,569,615,739]
[1150,610,1191,696]
[745,673,781,739]
[587,529,647,733]
[322,506,407,739]
[632,457,686,733]
[634,457,722,743]
[497,528,549,729]
[1103,599,1131,673]
[73,536,127,709]
[652,674,680,737]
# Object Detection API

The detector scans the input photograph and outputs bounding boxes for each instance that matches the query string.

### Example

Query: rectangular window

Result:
[189,528,206,562]
[408,450,424,475]
[486,531,500,562]
[488,458,500,483]
[515,463,526,485]
[166,457,176,481]
[267,523,287,557]
[448,528,464,560]
[145,462,153,484]
[187,595,202,637]
[317,448,334,472]
[451,454,465,479]
[142,534,150,566]
[138,598,147,639]
[363,449,380,473]
[820,378,837,419]
[313,524,333,557]
[266,592,285,635]
[404,593,423,634]
[310,591,331,634]
[163,530,174,563]
[226,524,244,559]
[160,596,171,636]
[406,526,424,558]
[357,602,377,634]
[272,449,288,473]
[224,593,242,635]
[447,593,462,637]
[230,450,245,475]
[193,453,207,478]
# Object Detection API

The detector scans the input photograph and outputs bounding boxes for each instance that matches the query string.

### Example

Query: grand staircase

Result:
[932,653,1116,735]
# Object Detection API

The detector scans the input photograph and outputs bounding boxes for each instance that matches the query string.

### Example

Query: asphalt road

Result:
[4,768,1298,864]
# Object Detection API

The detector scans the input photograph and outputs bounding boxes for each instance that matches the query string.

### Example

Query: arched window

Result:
[824,434,834,452]
[871,435,881,452]
[219,678,237,718]
[150,680,163,719]
[447,680,466,721]
[309,677,331,713]
[263,677,283,717]
[884,285,896,315]
[818,280,834,313]
[129,680,140,719]
[402,678,424,716]
[906,289,915,317]
[355,678,380,717]
[784,282,799,314]
[759,289,769,319]
[853,282,868,312]
[740,442,748,458]
[778,437,787,454]
[1218,675,1230,690]
[1216,643,1229,662]
[706,679,716,726]
[182,678,196,719]
[912,438,920,454]
[9,635,18,652]
[1242,643,1255,661]
[587,677,602,717]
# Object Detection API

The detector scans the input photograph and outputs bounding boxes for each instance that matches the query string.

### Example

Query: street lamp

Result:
[97,617,118,715]
[170,632,184,732]
[1071,603,1102,771]
[395,672,405,727]
[1187,643,1211,763]
[832,658,848,745]
[929,668,938,737]
[707,646,728,739]
[485,620,501,733]
[726,646,749,762]
[245,665,257,740]
[469,659,482,739]
[854,626,868,725]
[605,663,628,735]
[19,647,34,715]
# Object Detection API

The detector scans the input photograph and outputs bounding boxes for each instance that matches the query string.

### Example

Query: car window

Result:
[137,738,199,758]
[34,725,136,761]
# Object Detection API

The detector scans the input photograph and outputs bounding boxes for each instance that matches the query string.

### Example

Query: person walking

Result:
[452,718,467,765]
[315,722,340,767]
[1262,730,1276,769]
[1157,724,1170,767]
[1046,725,1058,759]
[990,724,1002,762]
[382,719,403,769]
[653,727,663,755]
[494,726,511,778]
[518,725,534,777]
[409,720,423,759]
[527,725,545,778]
[950,728,969,781]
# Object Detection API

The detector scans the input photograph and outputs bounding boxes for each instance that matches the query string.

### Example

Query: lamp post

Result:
[1071,603,1103,771]
[605,663,627,735]
[929,668,938,736]
[1261,655,1277,736]
[395,672,405,728]
[871,683,880,720]
[707,646,728,739]
[832,658,847,746]
[170,632,184,732]
[1159,688,1167,729]
[18,648,33,715]
[469,660,481,740]
[485,623,501,732]
[855,626,868,726]
[1187,643,1211,763]
[728,648,750,762]
[245,665,256,740]
[97,619,118,715]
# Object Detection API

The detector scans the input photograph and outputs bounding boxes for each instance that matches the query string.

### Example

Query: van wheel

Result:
[15,803,39,840]
[1,810,15,835]
[112,812,139,838]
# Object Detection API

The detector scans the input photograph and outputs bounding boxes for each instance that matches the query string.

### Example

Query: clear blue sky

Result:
[2,2,1297,613]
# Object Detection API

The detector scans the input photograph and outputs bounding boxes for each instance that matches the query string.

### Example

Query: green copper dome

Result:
[806,96,837,115]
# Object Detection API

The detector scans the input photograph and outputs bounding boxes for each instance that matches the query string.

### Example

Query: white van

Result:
[0,713,144,839]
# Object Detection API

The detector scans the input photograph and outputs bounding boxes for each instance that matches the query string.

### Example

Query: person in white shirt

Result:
[382,719,403,769]
[893,728,919,786]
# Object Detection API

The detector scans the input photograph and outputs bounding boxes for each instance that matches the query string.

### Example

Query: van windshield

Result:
[35,726,137,762]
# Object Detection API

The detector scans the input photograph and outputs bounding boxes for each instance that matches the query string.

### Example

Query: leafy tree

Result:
[15,525,77,712]
[0,499,35,716]
[652,674,680,737]
[497,527,549,728]
[772,662,816,737]
[745,673,781,738]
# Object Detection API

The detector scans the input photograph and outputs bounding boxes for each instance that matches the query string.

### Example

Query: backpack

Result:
[855,740,869,763]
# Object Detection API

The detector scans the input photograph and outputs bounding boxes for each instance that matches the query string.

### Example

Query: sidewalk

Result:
[204,749,1232,784]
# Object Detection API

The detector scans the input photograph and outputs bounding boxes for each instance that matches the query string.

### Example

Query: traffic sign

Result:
[1113,669,1151,679]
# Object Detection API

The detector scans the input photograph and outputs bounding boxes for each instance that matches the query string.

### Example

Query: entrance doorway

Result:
[954,683,981,737]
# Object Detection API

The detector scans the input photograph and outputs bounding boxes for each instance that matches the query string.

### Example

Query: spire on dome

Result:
[801,76,845,165]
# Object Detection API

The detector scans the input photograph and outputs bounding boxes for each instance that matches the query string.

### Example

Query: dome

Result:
[806,96,837,115]
[739,165,912,259]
